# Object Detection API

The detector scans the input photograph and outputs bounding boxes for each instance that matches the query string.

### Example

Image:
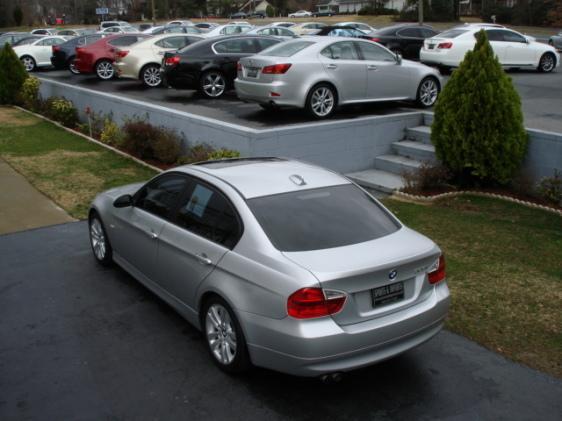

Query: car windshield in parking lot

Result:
[437,29,469,38]
[259,40,314,57]
[248,184,400,251]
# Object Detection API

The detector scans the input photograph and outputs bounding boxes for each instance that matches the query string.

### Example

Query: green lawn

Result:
[383,195,562,378]
[0,107,157,219]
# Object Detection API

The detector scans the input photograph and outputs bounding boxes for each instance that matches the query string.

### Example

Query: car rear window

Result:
[437,29,468,38]
[259,41,314,57]
[248,185,400,252]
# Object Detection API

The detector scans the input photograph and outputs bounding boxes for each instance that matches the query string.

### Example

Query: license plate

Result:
[372,281,404,307]
[428,44,435,50]
[246,67,259,78]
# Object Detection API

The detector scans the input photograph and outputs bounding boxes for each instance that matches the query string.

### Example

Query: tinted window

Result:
[221,26,244,35]
[155,36,189,49]
[356,41,395,61]
[420,28,438,38]
[255,38,279,51]
[249,185,399,252]
[438,29,468,38]
[398,28,422,38]
[85,35,102,44]
[328,28,357,37]
[502,31,526,43]
[109,35,140,46]
[14,37,40,46]
[135,175,189,219]
[259,41,313,57]
[214,38,256,54]
[174,182,241,248]
[485,30,505,42]
[321,41,359,60]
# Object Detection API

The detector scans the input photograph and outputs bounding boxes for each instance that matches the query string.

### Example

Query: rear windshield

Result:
[259,41,314,57]
[436,29,468,38]
[248,185,400,252]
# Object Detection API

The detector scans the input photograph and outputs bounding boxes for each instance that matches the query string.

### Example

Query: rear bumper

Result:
[50,55,67,69]
[419,50,458,67]
[114,62,137,80]
[235,78,304,108]
[241,281,450,377]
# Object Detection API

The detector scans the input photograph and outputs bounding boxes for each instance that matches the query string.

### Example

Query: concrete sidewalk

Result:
[0,158,74,235]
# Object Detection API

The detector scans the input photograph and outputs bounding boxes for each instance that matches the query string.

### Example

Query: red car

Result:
[75,34,150,80]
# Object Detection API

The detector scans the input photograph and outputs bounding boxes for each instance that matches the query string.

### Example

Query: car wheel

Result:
[68,57,80,75]
[95,59,115,80]
[200,71,227,98]
[20,56,36,72]
[141,64,162,87]
[202,296,250,373]
[538,52,556,73]
[306,83,337,119]
[416,76,440,108]
[89,213,113,266]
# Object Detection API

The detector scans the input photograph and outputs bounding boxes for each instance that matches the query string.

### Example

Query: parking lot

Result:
[38,66,562,132]
[1,222,561,420]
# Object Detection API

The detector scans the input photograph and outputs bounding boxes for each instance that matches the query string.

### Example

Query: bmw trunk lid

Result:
[282,227,441,326]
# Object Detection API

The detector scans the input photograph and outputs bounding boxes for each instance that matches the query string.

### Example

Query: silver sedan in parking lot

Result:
[89,158,450,377]
[235,38,442,118]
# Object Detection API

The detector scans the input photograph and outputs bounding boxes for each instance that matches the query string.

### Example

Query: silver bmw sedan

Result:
[89,158,450,377]
[235,37,442,118]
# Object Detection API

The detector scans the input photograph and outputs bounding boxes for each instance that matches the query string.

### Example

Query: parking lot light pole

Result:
[418,0,424,25]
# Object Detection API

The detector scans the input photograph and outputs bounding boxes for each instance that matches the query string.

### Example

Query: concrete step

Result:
[423,112,434,126]
[392,140,436,162]
[374,154,423,175]
[346,169,404,193]
[406,125,432,144]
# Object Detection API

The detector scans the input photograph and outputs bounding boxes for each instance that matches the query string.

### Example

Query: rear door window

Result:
[320,41,360,60]
[398,28,422,38]
[109,35,139,46]
[155,36,189,49]
[213,38,257,54]
[255,38,280,51]
[356,41,396,61]
[485,30,505,42]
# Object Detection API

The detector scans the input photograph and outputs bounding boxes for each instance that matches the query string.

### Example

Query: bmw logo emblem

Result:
[389,270,398,280]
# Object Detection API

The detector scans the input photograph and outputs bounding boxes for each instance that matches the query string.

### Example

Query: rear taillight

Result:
[437,42,453,49]
[236,61,241,71]
[262,63,292,74]
[428,255,446,284]
[287,287,346,319]
[369,37,381,42]
[165,55,180,66]
[52,45,60,53]
[116,50,129,58]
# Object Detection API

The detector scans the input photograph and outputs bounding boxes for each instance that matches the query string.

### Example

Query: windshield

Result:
[248,185,400,252]
[259,41,314,57]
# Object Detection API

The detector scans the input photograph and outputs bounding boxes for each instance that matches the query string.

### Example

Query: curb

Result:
[392,190,562,217]
[14,106,163,174]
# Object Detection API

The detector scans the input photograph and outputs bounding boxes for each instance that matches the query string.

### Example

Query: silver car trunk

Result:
[283,227,440,326]
[238,56,284,83]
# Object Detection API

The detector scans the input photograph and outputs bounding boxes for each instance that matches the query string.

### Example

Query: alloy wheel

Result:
[540,54,555,72]
[419,78,439,107]
[21,57,35,72]
[143,66,161,87]
[69,60,80,75]
[202,72,226,98]
[205,304,237,365]
[96,61,114,80]
[310,87,335,117]
[90,218,106,261]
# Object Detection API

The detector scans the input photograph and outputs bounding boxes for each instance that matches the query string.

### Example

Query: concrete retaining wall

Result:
[38,77,562,181]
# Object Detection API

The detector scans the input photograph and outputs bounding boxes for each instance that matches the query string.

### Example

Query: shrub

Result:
[431,30,527,186]
[402,162,452,194]
[537,171,562,205]
[0,43,28,105]
[122,118,181,164]
[208,148,240,161]
[177,144,214,165]
[100,119,123,147]
[266,5,275,17]
[19,76,41,110]
[152,128,181,164]
[359,6,398,16]
[44,97,79,128]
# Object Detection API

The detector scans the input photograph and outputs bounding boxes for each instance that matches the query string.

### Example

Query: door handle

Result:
[327,64,337,69]
[367,65,378,70]
[146,230,158,240]
[195,253,212,265]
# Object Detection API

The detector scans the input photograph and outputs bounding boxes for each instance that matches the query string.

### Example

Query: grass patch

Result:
[383,195,562,378]
[0,107,157,218]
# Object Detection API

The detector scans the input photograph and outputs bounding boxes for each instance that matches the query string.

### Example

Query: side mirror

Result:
[395,52,402,65]
[113,194,133,208]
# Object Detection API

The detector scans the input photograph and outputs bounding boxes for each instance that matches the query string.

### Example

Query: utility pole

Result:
[418,0,424,25]
[151,0,156,25]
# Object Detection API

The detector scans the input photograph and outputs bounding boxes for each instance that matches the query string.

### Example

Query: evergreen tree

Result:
[0,43,28,104]
[431,30,527,186]
[13,5,23,26]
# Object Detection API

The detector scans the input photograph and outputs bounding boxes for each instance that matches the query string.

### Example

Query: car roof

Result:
[184,158,349,199]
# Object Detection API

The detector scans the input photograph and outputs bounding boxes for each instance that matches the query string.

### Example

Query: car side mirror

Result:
[113,194,133,208]
[395,52,402,65]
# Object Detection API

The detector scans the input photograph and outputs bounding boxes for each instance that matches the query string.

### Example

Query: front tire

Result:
[202,296,250,373]
[141,64,162,87]
[416,76,440,108]
[89,213,113,266]
[538,52,556,73]
[20,56,36,72]
[199,71,227,98]
[305,83,337,119]
[95,59,115,80]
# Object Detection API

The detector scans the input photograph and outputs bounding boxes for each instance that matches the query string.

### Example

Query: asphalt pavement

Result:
[1,222,561,421]
[37,65,562,132]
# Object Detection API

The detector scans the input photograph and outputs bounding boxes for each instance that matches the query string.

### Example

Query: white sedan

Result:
[13,36,70,71]
[289,10,312,18]
[420,26,560,73]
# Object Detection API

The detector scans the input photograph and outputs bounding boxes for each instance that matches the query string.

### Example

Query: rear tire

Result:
[141,64,162,87]
[68,56,80,75]
[201,296,251,374]
[20,56,36,72]
[199,71,227,98]
[416,76,440,108]
[305,83,337,119]
[95,59,115,80]
[538,52,556,73]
